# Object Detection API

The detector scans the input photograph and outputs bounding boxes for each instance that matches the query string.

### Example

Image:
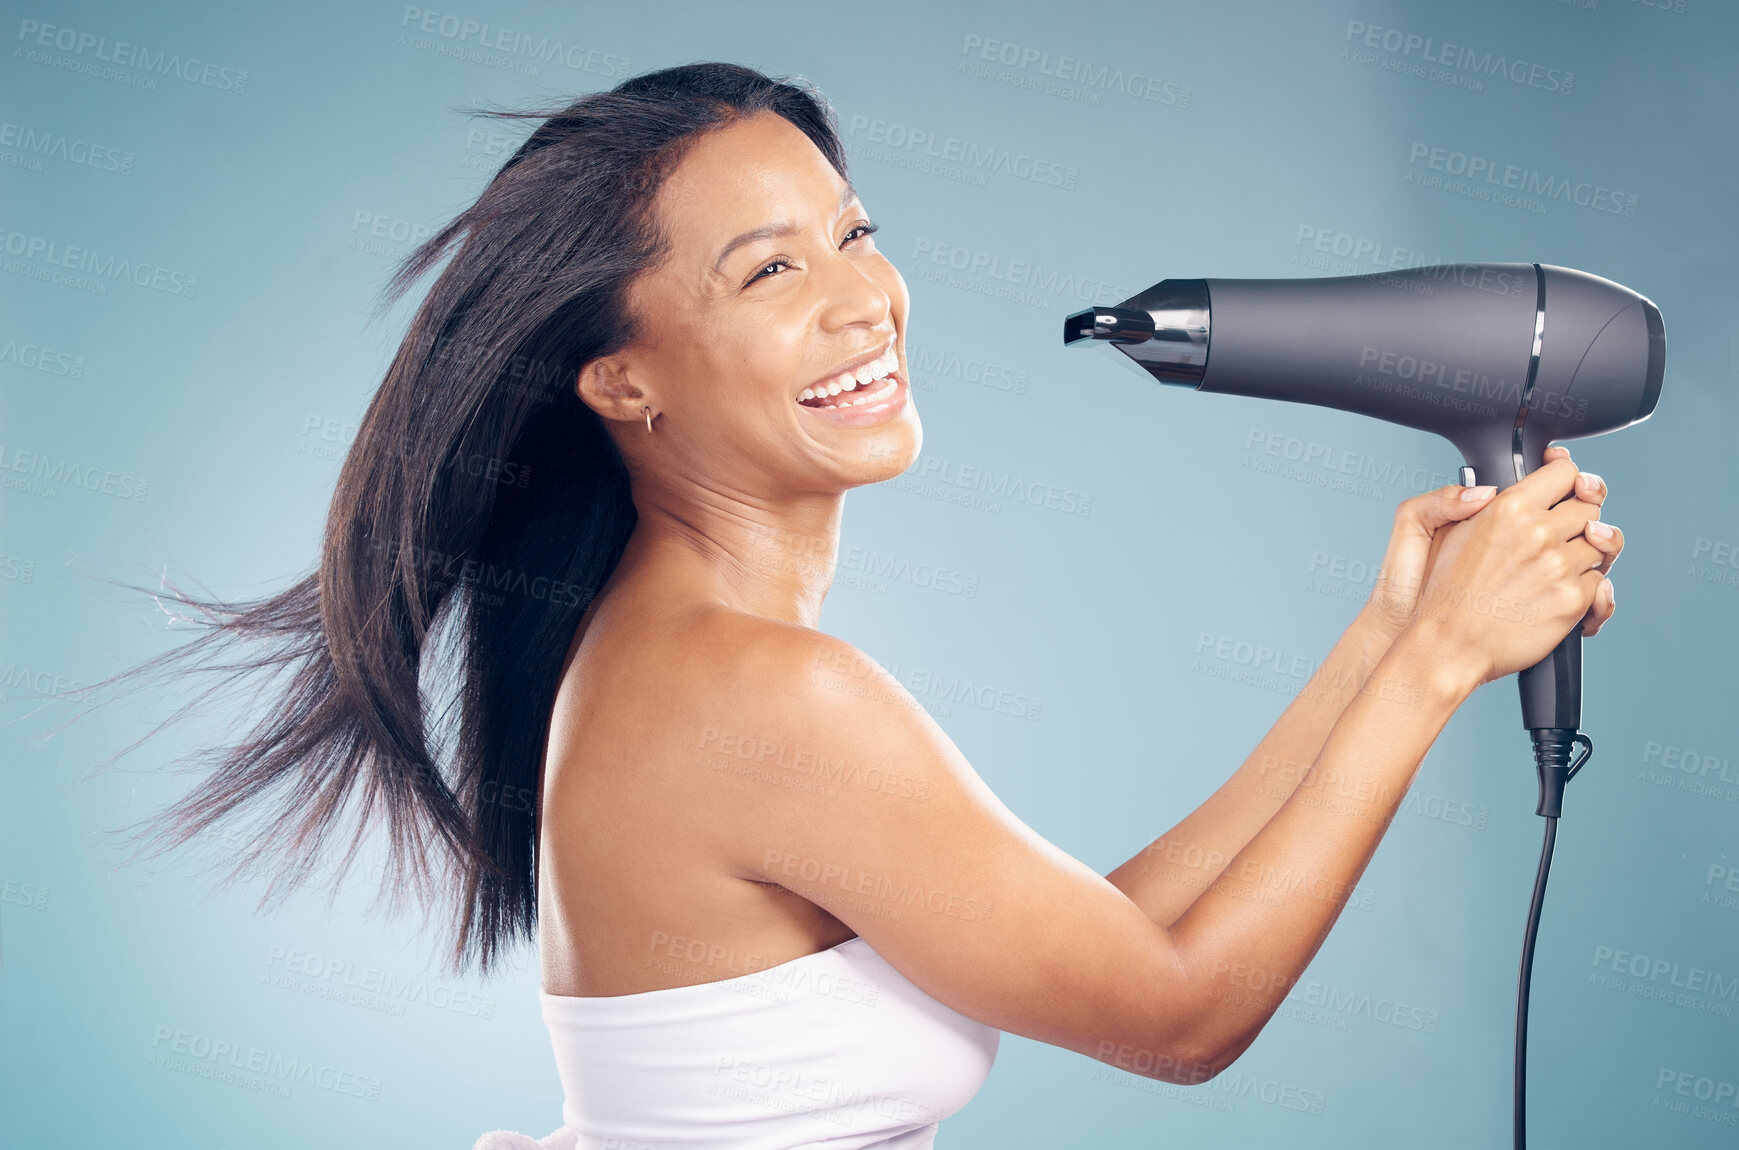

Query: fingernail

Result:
[1580,472,1604,491]
[1587,520,1614,539]
[1604,578,1615,606]
[1461,485,1497,501]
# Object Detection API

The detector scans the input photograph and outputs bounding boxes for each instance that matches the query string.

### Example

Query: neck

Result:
[614,475,844,630]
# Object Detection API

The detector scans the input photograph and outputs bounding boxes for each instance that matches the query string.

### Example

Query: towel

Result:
[470,1126,577,1150]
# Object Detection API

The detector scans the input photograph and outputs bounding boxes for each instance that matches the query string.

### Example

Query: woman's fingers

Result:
[1540,450,1624,576]
[1538,447,1621,636]
[1582,576,1617,637]
[1582,517,1624,575]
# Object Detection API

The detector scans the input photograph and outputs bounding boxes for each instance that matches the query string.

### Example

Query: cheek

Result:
[707,333,809,412]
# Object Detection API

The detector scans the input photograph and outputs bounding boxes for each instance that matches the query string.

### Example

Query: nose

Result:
[815,248,892,336]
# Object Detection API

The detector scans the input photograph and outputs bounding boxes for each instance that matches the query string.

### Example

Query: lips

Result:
[797,346,901,409]
[797,369,908,427]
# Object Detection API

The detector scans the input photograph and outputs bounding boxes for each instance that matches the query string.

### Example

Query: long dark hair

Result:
[65,63,849,973]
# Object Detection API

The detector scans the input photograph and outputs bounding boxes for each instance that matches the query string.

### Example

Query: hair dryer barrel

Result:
[1064,262,1666,737]
[1065,263,1664,491]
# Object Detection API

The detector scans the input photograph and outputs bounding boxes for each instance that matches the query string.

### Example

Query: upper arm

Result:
[687,621,1221,1082]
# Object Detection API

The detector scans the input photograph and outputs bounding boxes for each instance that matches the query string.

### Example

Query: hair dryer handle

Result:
[1518,631,1582,731]
[1455,430,1583,734]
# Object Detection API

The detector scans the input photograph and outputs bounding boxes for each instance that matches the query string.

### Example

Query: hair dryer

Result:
[1064,261,1665,1149]
[1064,262,1663,766]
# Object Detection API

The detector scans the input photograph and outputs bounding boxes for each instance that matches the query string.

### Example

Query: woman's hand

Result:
[1401,446,1624,689]
[1358,480,1503,642]
[1358,446,1623,644]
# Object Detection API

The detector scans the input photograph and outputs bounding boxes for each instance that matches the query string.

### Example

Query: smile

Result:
[797,347,901,410]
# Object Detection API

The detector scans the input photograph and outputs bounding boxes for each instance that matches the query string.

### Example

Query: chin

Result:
[847,416,921,487]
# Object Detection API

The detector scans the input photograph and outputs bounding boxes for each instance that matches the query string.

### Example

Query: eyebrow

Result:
[710,183,860,275]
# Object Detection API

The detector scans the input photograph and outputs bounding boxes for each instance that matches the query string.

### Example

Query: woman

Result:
[119,63,1622,1147]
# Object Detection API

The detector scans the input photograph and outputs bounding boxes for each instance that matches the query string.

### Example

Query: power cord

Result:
[1515,728,1594,1150]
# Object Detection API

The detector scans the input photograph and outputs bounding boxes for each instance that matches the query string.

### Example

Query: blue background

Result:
[3,0,1735,1146]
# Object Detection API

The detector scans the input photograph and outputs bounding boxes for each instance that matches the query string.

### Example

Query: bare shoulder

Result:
[666,610,1217,1079]
[675,611,996,823]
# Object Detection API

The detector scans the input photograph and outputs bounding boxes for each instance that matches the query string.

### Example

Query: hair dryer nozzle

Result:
[1064,278,1213,386]
[1063,306,1155,345]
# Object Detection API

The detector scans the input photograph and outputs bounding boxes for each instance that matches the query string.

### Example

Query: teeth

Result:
[795,348,901,406]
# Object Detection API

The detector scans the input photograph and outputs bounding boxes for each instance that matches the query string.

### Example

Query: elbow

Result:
[1165,1038,1238,1086]
[1092,1029,1240,1086]
[1187,1031,1259,1084]
[1096,936,1272,1084]
[1103,1012,1265,1086]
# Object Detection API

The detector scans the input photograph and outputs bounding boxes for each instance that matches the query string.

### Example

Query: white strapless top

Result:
[537,935,1000,1148]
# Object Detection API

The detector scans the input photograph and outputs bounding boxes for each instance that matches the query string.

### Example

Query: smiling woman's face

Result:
[584,109,920,494]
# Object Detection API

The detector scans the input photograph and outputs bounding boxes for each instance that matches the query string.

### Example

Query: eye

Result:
[748,258,793,285]
[842,221,879,246]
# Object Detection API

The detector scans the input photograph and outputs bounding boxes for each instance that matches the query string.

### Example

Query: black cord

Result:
[1515,731,1593,1150]
[1515,815,1558,1150]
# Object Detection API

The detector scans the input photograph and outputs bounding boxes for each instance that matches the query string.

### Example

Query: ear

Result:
[575,354,653,425]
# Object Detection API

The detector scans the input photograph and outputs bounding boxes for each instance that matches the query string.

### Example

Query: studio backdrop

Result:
[2,0,1735,1146]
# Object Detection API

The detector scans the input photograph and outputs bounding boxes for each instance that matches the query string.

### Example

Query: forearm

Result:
[1105,610,1400,927]
[1160,625,1477,1066]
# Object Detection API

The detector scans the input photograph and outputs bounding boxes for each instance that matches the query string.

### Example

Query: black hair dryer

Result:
[1064,263,1665,787]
